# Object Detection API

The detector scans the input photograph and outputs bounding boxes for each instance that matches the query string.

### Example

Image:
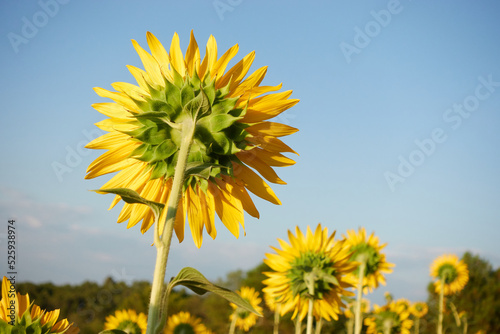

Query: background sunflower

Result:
[104,309,147,334]
[164,311,210,334]
[229,286,263,333]
[263,224,356,323]
[430,254,469,296]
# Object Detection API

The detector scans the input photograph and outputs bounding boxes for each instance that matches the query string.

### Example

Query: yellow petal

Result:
[217,51,255,90]
[249,148,296,167]
[246,122,299,138]
[146,31,172,80]
[185,30,200,77]
[236,151,286,185]
[85,132,130,150]
[232,162,281,205]
[127,65,156,91]
[94,87,140,112]
[247,135,297,155]
[131,39,164,88]
[223,176,260,218]
[211,44,239,79]
[169,32,186,76]
[92,102,130,118]
[111,82,148,102]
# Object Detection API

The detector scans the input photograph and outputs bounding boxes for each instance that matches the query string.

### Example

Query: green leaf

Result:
[93,188,164,218]
[168,267,262,316]
[99,330,129,334]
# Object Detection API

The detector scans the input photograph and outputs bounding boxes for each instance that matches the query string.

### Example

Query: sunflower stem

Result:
[414,317,420,334]
[146,120,196,334]
[383,318,392,334]
[354,259,367,334]
[314,317,323,334]
[228,310,238,334]
[437,279,444,334]
[306,298,314,334]
[273,302,281,334]
[295,316,302,334]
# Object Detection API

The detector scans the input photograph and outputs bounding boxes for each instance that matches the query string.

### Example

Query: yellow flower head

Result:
[230,286,263,332]
[410,301,428,318]
[263,224,357,322]
[0,277,79,333]
[104,309,147,334]
[343,227,395,293]
[86,31,299,248]
[164,311,210,334]
[430,254,469,295]
[364,301,413,334]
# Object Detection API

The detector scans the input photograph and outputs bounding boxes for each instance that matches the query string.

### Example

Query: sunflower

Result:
[343,228,394,293]
[0,276,79,333]
[85,31,299,248]
[430,254,469,295]
[263,224,356,322]
[104,309,147,334]
[229,286,263,332]
[364,301,413,334]
[410,301,428,318]
[164,311,209,334]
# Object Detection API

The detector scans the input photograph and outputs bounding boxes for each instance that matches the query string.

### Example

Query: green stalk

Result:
[347,318,354,334]
[354,260,367,334]
[306,298,314,334]
[314,317,323,334]
[146,120,196,334]
[383,318,392,334]
[414,317,420,334]
[228,310,238,334]
[273,302,281,334]
[437,279,444,334]
[295,316,302,334]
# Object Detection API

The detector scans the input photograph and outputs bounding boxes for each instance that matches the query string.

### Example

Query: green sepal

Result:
[0,320,13,334]
[183,86,211,119]
[202,77,216,105]
[180,84,195,107]
[164,80,182,118]
[166,267,262,316]
[196,113,241,133]
[211,96,239,115]
[150,161,168,180]
[172,68,184,88]
[93,188,164,219]
[185,162,228,180]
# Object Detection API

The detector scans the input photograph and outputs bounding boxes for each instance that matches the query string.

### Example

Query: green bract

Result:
[287,251,340,300]
[122,70,249,190]
[0,308,71,334]
[350,243,382,277]
[437,263,458,284]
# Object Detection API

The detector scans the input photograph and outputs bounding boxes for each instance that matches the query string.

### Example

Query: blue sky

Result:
[1,0,500,307]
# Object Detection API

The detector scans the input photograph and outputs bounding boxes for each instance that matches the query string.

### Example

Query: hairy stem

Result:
[146,120,195,334]
[354,260,367,334]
